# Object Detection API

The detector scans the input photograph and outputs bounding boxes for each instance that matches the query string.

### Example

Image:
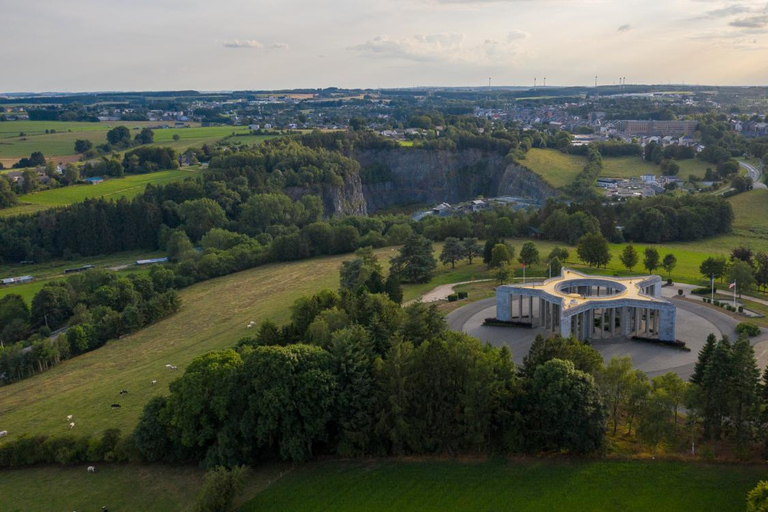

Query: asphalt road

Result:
[739,160,766,190]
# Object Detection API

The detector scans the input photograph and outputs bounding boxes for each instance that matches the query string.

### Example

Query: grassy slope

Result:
[241,459,764,512]
[0,251,376,439]
[518,148,585,188]
[0,463,286,512]
[0,168,202,217]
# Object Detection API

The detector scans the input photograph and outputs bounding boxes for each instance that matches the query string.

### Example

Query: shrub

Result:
[457,291,468,299]
[667,278,673,286]
[737,322,761,337]
[677,289,683,296]
[192,466,249,512]
[714,300,721,307]
[447,294,458,302]
[739,306,744,313]
[691,287,715,295]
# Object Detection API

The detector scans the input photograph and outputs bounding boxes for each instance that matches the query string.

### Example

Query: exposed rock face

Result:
[354,149,558,212]
[284,172,368,217]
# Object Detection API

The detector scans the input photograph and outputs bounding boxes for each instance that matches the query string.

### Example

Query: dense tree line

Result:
[132,280,607,467]
[0,267,180,385]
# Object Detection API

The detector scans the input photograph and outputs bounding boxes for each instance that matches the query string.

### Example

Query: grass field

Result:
[0,462,287,512]
[0,250,368,439]
[601,156,711,180]
[518,148,585,188]
[0,120,270,165]
[0,167,202,217]
[0,249,167,303]
[242,459,765,512]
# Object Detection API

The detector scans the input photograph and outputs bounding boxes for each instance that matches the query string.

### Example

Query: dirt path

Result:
[406,279,492,306]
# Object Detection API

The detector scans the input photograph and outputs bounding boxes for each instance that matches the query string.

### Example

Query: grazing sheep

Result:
[66,415,73,422]
[119,389,128,395]
[111,404,121,409]
[169,365,178,371]
[87,466,96,473]
[69,422,75,429]
[151,380,157,386]
[0,430,8,437]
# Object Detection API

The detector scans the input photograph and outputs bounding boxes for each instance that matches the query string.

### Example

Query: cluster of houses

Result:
[412,197,543,221]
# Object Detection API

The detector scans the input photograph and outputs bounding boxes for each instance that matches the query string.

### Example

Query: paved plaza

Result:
[447,283,768,379]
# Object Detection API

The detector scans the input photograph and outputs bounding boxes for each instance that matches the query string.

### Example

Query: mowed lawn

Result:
[0,462,287,512]
[601,156,711,180]
[241,459,766,512]
[0,168,202,217]
[0,251,369,440]
[518,148,585,188]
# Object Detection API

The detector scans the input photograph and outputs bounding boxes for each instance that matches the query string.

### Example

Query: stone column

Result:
[518,295,523,320]
[528,296,534,323]
[621,306,631,337]
[497,290,511,321]
[654,309,661,337]
[610,308,617,337]
[658,307,676,342]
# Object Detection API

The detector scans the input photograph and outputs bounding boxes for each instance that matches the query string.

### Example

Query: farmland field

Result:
[0,120,274,166]
[241,459,764,512]
[0,167,202,217]
[0,463,286,512]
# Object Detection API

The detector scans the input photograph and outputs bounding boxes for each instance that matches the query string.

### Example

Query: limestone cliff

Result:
[284,171,368,217]
[353,149,559,212]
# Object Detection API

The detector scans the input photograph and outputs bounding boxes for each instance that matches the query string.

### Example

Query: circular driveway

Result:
[446,287,768,379]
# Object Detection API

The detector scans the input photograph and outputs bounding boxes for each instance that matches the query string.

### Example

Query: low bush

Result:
[447,294,458,302]
[0,430,126,468]
[737,322,761,337]
[739,306,744,313]
[677,289,683,296]
[714,300,721,307]
[457,291,468,299]
[692,287,715,295]
[193,466,249,512]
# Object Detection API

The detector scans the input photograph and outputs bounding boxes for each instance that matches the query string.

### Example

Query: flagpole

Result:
[711,274,714,303]
[523,263,526,284]
[734,280,737,308]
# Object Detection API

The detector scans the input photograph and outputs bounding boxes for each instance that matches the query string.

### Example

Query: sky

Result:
[1,0,768,92]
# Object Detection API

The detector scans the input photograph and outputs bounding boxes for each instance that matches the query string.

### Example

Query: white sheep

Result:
[0,430,8,437]
[151,380,157,386]
[87,466,96,473]
[69,422,75,429]
[67,414,73,422]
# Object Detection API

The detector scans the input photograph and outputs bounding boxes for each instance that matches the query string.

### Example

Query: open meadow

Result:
[520,148,712,185]
[0,167,202,217]
[0,120,274,166]
[519,148,585,188]
[241,459,764,512]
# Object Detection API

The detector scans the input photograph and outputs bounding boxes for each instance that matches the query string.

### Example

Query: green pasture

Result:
[0,463,284,512]
[242,459,765,512]
[519,148,585,188]
[0,168,202,217]
[0,250,166,303]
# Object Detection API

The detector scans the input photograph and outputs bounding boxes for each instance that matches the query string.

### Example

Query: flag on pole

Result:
[729,282,736,289]
[710,274,714,285]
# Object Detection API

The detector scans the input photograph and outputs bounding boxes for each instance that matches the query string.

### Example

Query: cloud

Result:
[730,14,768,28]
[222,39,262,49]
[702,4,753,18]
[506,30,529,41]
[350,32,529,65]
[267,42,289,51]
[350,33,465,63]
[617,24,631,32]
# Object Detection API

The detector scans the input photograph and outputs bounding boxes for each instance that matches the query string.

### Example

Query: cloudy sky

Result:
[2,0,767,91]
